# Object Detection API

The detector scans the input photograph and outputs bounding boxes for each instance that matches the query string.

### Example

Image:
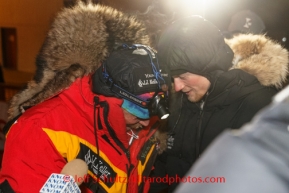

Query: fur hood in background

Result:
[226,33,289,89]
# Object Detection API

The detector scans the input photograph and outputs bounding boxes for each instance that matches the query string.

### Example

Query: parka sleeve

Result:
[0,117,67,192]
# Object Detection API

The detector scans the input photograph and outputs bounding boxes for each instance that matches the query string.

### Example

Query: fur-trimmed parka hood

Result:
[8,2,151,121]
[225,34,289,89]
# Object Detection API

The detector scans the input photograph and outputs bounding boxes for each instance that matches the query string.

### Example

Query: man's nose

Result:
[139,119,150,127]
[174,78,184,92]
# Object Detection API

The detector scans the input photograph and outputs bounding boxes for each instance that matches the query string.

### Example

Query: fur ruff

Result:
[225,34,289,89]
[8,2,151,120]
[154,130,168,154]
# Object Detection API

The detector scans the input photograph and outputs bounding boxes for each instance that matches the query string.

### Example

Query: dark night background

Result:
[98,0,289,49]
[204,0,289,48]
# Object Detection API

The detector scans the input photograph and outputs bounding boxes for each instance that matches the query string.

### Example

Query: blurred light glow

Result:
[174,0,207,17]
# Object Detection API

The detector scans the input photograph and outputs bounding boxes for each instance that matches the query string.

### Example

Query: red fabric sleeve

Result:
[0,117,66,192]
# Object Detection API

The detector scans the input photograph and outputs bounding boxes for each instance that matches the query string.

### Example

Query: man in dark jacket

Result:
[176,85,289,193]
[149,15,289,192]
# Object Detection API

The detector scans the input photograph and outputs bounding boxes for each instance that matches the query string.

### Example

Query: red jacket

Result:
[0,76,159,193]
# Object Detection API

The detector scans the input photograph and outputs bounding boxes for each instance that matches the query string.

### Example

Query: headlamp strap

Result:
[110,83,149,108]
[103,66,149,108]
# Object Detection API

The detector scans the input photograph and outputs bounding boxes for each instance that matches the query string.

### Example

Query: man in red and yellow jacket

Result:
[0,2,170,193]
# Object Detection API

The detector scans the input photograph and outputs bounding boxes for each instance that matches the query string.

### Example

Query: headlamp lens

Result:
[149,93,170,119]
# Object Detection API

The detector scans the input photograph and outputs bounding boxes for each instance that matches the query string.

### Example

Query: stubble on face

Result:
[127,124,143,131]
[186,89,205,102]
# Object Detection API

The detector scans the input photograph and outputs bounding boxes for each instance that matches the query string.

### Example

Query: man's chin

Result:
[187,95,196,102]
[187,96,202,103]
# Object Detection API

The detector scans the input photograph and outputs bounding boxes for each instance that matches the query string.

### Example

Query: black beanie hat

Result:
[157,15,234,80]
[92,44,170,98]
[228,10,265,34]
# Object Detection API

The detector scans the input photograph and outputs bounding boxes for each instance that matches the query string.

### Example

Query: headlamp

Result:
[148,93,170,119]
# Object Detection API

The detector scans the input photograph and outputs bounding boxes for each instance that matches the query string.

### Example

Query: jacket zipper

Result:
[126,121,159,192]
[195,77,219,159]
[95,99,132,191]
[195,100,205,158]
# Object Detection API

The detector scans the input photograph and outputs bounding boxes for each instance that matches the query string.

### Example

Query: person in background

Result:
[176,84,289,193]
[223,9,266,39]
[0,2,170,193]
[149,15,289,192]
[131,0,174,49]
